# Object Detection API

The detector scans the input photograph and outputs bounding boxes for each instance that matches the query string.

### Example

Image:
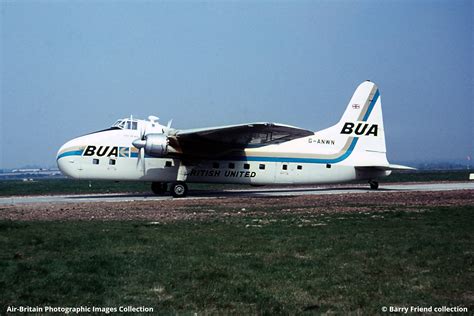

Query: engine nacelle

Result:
[144,134,169,157]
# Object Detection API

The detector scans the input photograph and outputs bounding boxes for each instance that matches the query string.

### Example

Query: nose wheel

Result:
[369,180,379,190]
[171,182,188,198]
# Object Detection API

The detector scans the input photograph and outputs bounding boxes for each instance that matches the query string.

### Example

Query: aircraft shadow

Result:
[68,193,157,200]
[193,186,394,197]
[66,186,396,200]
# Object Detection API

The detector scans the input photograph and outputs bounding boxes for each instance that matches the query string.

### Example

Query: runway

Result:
[1,182,473,205]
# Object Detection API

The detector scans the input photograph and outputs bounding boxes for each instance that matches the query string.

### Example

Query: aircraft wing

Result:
[169,122,314,158]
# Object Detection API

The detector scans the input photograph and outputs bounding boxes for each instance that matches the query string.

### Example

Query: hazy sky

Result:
[1,0,472,169]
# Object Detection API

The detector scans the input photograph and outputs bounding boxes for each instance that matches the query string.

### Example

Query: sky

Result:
[0,0,472,169]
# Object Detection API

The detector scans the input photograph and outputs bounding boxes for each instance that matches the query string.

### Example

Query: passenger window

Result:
[297,165,302,170]
[326,163,332,169]
[165,161,172,167]
[228,163,235,169]
[132,122,138,130]
[259,164,265,170]
[109,159,116,165]
[282,164,288,170]
[213,162,220,169]
[244,163,250,170]
[93,159,99,165]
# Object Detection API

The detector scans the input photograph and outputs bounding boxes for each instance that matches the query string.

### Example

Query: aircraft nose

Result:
[56,140,83,178]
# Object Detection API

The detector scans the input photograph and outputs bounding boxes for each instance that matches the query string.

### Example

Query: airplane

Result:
[57,81,413,197]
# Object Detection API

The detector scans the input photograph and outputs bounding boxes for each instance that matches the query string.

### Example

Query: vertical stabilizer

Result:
[313,81,389,166]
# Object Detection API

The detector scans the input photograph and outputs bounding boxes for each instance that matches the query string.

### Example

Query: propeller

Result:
[132,116,174,170]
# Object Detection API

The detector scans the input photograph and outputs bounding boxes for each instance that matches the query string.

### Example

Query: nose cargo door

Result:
[75,146,85,175]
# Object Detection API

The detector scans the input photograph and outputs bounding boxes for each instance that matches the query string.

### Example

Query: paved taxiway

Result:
[1,182,473,205]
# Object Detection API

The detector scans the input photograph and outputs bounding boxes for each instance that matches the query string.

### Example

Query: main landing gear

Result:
[369,180,379,190]
[151,182,168,195]
[170,182,188,198]
[151,181,188,198]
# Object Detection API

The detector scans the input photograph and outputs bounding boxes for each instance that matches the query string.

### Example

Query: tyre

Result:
[171,182,188,198]
[369,180,379,190]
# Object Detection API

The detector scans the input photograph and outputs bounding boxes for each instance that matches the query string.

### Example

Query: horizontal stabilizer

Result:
[355,164,416,171]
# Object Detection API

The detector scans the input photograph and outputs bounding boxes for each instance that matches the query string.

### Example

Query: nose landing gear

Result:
[369,180,379,190]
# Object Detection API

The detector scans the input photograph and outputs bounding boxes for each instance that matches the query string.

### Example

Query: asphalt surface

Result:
[1,182,473,205]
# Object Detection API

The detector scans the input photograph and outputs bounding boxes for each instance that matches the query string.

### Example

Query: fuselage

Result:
[56,119,388,186]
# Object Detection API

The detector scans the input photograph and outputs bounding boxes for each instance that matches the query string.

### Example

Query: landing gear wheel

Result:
[151,182,168,195]
[171,182,188,198]
[369,180,379,190]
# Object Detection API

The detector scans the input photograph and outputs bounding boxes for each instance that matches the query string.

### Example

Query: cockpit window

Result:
[112,119,138,130]
[114,120,125,129]
[127,121,138,130]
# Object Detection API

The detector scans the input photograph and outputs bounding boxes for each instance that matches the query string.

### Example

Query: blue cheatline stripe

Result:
[56,141,359,165]
[57,150,152,160]
[130,152,153,158]
[232,138,359,164]
[55,137,359,164]
[362,89,379,122]
[57,150,84,160]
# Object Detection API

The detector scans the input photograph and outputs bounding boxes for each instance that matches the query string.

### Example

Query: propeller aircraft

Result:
[57,81,413,197]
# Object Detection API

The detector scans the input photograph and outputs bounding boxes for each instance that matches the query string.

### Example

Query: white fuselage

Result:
[56,123,388,185]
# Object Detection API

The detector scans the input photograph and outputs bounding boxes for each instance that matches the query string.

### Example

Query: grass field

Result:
[1,205,472,314]
[0,170,471,197]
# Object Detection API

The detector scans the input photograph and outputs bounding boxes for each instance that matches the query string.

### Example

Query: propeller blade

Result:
[163,119,173,135]
[140,148,145,172]
[142,130,146,140]
[135,146,145,169]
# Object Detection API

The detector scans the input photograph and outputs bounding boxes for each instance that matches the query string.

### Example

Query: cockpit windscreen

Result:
[112,119,138,130]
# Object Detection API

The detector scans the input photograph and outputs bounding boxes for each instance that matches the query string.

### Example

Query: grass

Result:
[0,170,471,197]
[1,206,472,314]
[0,179,152,197]
[0,179,250,197]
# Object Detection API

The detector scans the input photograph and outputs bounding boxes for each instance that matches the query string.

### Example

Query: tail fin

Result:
[314,81,389,166]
